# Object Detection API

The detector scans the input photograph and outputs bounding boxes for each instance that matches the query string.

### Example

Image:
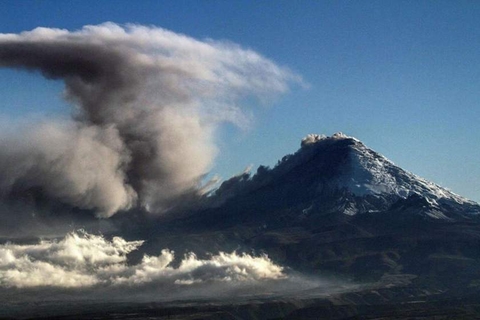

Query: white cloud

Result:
[0,231,285,289]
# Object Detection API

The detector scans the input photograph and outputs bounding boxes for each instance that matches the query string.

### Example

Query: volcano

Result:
[4,133,480,319]
[204,132,480,222]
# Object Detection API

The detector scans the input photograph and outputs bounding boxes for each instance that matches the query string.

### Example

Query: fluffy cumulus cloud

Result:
[0,231,285,289]
[0,23,300,217]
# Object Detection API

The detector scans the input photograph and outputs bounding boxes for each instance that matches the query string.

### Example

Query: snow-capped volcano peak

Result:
[302,133,475,205]
[212,133,480,220]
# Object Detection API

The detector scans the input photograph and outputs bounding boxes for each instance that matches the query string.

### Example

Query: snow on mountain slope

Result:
[302,133,480,220]
[336,134,475,205]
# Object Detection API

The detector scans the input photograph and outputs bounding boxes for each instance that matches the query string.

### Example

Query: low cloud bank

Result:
[0,231,285,289]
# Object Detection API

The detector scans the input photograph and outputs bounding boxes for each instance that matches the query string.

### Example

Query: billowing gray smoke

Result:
[0,23,299,217]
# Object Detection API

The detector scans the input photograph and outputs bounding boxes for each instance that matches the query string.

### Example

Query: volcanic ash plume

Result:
[0,23,299,217]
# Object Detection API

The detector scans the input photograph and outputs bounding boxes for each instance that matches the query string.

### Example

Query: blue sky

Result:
[0,0,479,202]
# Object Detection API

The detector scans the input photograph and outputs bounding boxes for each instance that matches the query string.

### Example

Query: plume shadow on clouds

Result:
[0,23,301,219]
